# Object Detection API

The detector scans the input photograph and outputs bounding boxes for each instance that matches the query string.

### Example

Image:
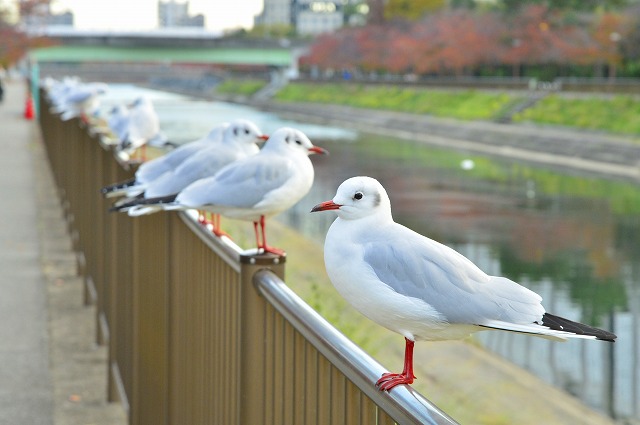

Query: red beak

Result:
[309,146,329,155]
[310,200,341,212]
[258,134,269,141]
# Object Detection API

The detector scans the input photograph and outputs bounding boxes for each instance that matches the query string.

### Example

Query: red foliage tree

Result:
[589,12,631,78]
[301,5,632,79]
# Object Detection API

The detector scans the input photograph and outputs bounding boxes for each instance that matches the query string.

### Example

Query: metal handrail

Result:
[38,90,459,424]
[253,269,459,425]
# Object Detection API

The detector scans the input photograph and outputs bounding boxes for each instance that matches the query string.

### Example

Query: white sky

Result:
[50,0,264,31]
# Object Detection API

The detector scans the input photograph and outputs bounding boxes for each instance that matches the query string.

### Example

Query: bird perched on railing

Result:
[121,127,328,256]
[311,176,616,392]
[105,104,131,141]
[49,81,108,122]
[114,96,165,161]
[102,120,266,199]
[109,119,268,231]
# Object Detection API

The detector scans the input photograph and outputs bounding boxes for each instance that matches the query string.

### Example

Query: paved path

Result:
[0,80,53,424]
[0,79,126,425]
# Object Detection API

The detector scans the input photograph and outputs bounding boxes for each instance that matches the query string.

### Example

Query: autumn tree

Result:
[589,12,631,78]
[494,0,630,13]
[422,9,504,75]
[366,0,386,25]
[301,4,638,79]
[0,0,54,68]
[619,4,640,61]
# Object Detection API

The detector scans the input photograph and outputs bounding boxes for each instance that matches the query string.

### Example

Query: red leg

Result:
[257,215,285,256]
[211,214,229,238]
[253,221,261,248]
[376,338,416,391]
[212,214,225,235]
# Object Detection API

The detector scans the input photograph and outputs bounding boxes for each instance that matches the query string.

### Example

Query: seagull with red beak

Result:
[312,176,616,392]
[126,127,328,256]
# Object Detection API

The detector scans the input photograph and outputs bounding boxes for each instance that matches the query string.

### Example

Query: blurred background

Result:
[1,1,639,424]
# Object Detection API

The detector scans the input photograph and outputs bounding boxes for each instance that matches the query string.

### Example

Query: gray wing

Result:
[136,141,208,183]
[176,154,295,208]
[64,86,97,104]
[144,145,243,197]
[362,224,544,325]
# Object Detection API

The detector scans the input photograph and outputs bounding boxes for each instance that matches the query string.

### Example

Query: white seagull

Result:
[116,96,163,160]
[51,81,108,121]
[311,176,616,392]
[124,127,328,255]
[111,119,268,231]
[102,120,266,199]
[106,104,131,141]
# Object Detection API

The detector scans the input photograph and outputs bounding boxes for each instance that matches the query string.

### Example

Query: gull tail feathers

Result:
[121,194,179,217]
[109,194,145,212]
[127,205,167,216]
[124,185,146,198]
[480,314,616,342]
[540,313,616,342]
[101,178,137,198]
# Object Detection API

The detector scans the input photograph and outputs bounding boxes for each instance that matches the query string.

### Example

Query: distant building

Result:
[255,0,368,36]
[47,11,74,26]
[254,0,294,27]
[21,4,74,29]
[158,0,205,28]
[295,1,343,35]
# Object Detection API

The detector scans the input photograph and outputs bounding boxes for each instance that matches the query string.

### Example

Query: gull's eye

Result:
[354,192,363,200]
[295,139,302,145]
[244,128,250,134]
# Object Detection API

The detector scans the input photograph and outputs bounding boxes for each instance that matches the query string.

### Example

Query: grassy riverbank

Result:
[216,80,640,137]
[274,82,519,120]
[513,93,640,135]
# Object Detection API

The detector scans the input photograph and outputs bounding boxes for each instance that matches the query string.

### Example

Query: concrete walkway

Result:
[0,80,53,424]
[0,79,126,425]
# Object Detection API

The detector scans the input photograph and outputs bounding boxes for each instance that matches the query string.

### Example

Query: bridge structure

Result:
[28,27,301,67]
[25,28,306,115]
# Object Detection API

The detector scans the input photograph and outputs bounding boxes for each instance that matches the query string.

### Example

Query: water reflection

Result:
[101,85,638,422]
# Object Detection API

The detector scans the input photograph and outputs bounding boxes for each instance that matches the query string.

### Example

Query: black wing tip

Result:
[109,194,178,212]
[542,313,617,342]
[101,177,137,195]
[108,194,177,213]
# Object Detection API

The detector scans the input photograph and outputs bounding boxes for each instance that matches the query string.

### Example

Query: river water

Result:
[101,85,638,422]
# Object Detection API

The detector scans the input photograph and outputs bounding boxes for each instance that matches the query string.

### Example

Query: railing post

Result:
[239,253,286,425]
[131,212,170,425]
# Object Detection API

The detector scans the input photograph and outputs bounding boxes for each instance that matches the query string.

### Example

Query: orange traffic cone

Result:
[24,93,34,120]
